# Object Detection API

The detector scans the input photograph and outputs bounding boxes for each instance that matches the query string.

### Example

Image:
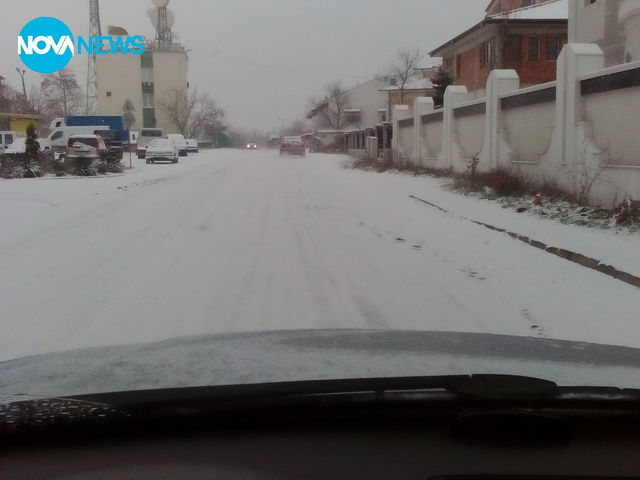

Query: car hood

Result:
[1,329,640,400]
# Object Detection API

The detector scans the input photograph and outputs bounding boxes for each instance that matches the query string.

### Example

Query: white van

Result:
[47,126,107,153]
[0,131,20,153]
[136,128,163,159]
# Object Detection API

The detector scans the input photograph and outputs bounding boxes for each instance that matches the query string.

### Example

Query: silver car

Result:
[145,138,179,164]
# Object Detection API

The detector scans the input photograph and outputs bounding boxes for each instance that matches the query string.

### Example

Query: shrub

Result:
[48,158,69,176]
[96,157,124,174]
[10,153,44,178]
[68,157,97,176]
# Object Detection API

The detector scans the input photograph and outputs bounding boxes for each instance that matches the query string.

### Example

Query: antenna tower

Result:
[86,0,102,115]
[156,4,173,49]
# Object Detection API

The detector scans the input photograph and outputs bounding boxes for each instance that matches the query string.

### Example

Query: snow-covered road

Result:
[1,149,639,361]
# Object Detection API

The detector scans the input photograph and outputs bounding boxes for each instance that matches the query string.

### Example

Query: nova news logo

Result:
[18,17,145,74]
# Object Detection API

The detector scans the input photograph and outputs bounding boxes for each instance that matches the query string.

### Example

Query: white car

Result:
[166,134,188,157]
[145,138,179,164]
[65,135,108,160]
[3,137,55,160]
[185,139,199,153]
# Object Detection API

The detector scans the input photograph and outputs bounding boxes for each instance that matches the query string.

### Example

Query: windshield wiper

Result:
[65,374,560,411]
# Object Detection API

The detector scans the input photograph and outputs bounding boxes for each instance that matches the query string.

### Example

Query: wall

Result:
[396,117,414,158]
[500,83,556,164]
[152,48,189,135]
[96,50,143,129]
[378,44,640,208]
[346,79,389,128]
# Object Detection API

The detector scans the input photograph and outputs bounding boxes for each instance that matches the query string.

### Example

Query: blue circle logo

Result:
[18,17,74,74]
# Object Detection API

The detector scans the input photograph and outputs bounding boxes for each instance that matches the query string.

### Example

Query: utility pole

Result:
[278,118,287,136]
[16,68,28,110]
[86,0,102,115]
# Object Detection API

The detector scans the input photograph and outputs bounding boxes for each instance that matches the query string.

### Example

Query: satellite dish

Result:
[147,8,176,29]
[107,25,129,36]
[152,0,169,7]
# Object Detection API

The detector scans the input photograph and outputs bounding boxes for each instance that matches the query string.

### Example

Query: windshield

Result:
[1,0,640,400]
[149,139,173,147]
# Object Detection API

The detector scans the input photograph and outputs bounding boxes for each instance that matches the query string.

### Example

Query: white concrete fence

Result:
[347,44,640,208]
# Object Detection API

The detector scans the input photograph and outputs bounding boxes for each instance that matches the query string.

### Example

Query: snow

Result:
[489,0,568,21]
[1,149,639,364]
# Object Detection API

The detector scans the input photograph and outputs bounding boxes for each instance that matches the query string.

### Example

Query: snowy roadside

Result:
[340,158,640,281]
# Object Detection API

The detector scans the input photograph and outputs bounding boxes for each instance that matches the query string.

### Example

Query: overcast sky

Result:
[2,0,488,133]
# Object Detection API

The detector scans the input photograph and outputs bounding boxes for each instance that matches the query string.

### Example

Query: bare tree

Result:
[285,118,310,136]
[189,91,227,140]
[157,86,226,138]
[40,68,83,118]
[156,87,190,136]
[378,47,424,105]
[307,80,350,131]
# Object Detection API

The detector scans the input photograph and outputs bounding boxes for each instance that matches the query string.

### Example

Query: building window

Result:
[106,92,112,97]
[527,35,540,61]
[547,35,560,61]
[455,54,462,76]
[142,93,154,108]
[522,0,534,6]
[480,40,493,67]
[509,36,521,61]
[142,68,154,83]
[345,109,362,125]
[378,110,387,123]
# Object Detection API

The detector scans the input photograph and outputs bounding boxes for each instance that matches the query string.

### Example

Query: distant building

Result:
[96,40,188,133]
[381,65,438,121]
[429,0,568,92]
[308,78,391,133]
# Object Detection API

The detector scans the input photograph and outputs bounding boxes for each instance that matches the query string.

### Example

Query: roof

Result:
[429,0,568,57]
[488,0,568,20]
[381,77,433,92]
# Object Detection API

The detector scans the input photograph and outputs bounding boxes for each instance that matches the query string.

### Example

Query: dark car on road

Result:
[279,136,306,157]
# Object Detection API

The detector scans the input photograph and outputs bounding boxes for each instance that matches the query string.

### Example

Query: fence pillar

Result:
[413,97,434,165]
[479,69,520,169]
[391,105,410,152]
[440,85,471,171]
[541,43,604,173]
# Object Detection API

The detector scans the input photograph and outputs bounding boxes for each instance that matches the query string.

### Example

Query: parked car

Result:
[136,128,164,159]
[2,137,55,161]
[279,136,306,157]
[93,129,124,160]
[65,135,107,160]
[185,139,199,153]
[246,142,258,149]
[166,134,189,157]
[145,138,179,164]
[267,134,281,148]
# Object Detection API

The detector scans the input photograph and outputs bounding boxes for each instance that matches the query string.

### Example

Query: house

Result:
[0,75,41,134]
[569,0,640,66]
[429,0,568,92]
[380,65,438,121]
[308,78,390,133]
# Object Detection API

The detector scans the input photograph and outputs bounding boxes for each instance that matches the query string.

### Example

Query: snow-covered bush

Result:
[68,157,97,176]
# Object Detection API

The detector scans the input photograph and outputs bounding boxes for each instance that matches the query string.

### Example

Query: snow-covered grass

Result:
[1,150,639,364]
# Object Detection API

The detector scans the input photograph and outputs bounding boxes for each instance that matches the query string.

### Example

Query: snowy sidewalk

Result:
[340,164,640,283]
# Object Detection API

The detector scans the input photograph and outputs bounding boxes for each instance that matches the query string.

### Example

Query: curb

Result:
[409,195,640,289]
